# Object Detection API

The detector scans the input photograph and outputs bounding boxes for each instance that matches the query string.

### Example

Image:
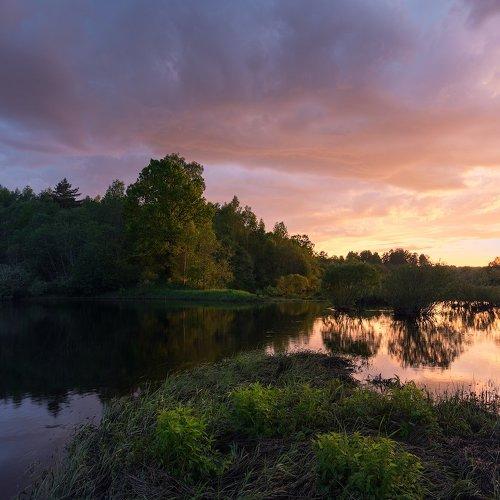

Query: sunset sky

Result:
[1,0,499,265]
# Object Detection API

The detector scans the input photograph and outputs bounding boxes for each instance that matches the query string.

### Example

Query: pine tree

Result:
[51,178,81,208]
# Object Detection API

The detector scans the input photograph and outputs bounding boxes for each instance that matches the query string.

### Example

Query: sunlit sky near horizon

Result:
[1,0,499,265]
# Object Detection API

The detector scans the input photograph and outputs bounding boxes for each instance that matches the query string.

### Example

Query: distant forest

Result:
[1,154,499,301]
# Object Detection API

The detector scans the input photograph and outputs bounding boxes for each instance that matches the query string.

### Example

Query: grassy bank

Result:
[30,352,498,499]
[101,286,263,302]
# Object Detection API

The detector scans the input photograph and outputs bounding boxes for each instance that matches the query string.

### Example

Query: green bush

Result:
[154,406,218,478]
[383,264,451,316]
[322,262,381,308]
[314,432,423,499]
[276,274,310,297]
[340,384,437,438]
[230,382,330,437]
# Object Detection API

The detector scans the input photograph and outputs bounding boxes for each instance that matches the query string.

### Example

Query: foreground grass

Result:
[103,286,262,302]
[30,352,499,499]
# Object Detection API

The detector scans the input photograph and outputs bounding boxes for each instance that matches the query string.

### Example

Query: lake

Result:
[1,300,499,497]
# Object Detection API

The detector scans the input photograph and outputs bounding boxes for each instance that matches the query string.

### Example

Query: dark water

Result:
[1,300,499,497]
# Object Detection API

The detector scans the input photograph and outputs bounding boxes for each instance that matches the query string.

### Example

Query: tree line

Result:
[1,154,499,307]
[0,154,318,297]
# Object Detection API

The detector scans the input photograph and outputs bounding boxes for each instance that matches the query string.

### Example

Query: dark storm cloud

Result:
[0,0,412,153]
[465,0,500,27]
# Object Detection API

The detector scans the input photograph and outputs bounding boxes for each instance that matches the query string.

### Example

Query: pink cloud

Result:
[0,0,499,265]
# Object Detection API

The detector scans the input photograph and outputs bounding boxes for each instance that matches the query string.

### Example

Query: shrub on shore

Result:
[382,264,451,316]
[314,432,423,499]
[322,262,381,309]
[154,407,219,478]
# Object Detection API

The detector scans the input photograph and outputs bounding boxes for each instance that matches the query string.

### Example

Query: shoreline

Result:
[4,289,328,304]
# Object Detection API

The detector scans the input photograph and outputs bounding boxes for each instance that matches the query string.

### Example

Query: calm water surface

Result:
[1,300,499,497]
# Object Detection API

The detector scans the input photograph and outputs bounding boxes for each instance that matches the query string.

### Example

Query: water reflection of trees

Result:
[321,305,499,370]
[321,311,382,360]
[389,306,500,368]
[0,301,323,414]
[386,317,466,368]
[1,301,497,415]
[443,305,500,335]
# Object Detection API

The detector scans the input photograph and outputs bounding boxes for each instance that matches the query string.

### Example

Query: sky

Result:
[1,0,499,265]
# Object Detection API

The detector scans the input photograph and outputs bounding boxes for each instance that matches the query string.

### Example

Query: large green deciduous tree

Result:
[124,154,215,282]
[170,220,232,289]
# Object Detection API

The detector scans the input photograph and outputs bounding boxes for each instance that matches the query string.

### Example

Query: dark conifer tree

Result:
[51,178,81,208]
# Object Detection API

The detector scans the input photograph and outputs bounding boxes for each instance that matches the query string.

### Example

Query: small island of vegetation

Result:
[31,351,498,498]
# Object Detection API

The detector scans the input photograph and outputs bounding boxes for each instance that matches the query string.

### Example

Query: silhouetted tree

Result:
[359,250,382,265]
[51,178,81,208]
[273,221,289,239]
[383,265,451,316]
[418,253,431,266]
[322,262,381,308]
[382,248,419,266]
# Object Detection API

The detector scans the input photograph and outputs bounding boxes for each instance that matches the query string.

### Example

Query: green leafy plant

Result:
[154,406,218,478]
[230,382,330,437]
[314,432,423,499]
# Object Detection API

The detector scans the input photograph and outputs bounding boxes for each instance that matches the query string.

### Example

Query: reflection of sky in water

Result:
[272,305,499,394]
[0,393,101,499]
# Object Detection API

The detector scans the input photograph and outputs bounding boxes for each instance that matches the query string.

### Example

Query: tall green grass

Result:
[154,406,220,478]
[29,351,498,499]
